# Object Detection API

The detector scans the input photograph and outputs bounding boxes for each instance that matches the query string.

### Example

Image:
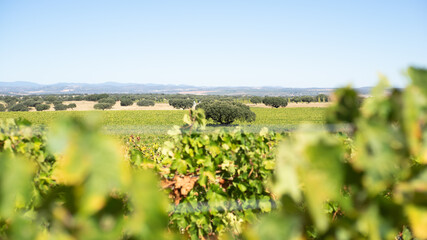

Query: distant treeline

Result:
[0,93,331,112]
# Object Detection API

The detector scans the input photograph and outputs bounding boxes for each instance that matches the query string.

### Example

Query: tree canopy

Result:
[196,100,256,124]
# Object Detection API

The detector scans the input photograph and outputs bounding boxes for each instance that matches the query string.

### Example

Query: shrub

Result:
[98,97,116,105]
[94,102,114,110]
[262,96,288,108]
[155,110,280,238]
[137,99,155,106]
[85,94,109,101]
[67,103,77,109]
[120,98,134,106]
[0,104,5,112]
[35,104,50,111]
[8,103,29,112]
[196,100,256,124]
[169,99,193,109]
[22,99,43,107]
[3,96,18,106]
[54,103,68,111]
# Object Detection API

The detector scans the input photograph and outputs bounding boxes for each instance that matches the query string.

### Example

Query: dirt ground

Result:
[26,101,331,112]
[247,102,331,108]
[28,101,177,111]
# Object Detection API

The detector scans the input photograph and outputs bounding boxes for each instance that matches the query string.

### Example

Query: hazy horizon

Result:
[1,1,426,88]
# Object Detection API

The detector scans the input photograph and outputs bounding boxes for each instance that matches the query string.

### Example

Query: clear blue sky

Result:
[0,1,426,88]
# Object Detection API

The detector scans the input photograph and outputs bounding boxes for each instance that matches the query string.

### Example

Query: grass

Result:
[0,107,327,136]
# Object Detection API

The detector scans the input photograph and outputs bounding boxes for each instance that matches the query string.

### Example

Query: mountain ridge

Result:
[0,81,372,96]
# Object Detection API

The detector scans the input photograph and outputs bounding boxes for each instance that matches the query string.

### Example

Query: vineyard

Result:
[0,107,327,136]
[0,67,426,239]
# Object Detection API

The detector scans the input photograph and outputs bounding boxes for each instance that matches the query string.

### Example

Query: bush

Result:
[94,102,114,110]
[54,103,68,111]
[120,98,134,106]
[250,96,263,104]
[8,103,29,112]
[44,96,61,104]
[137,99,155,106]
[154,110,279,238]
[67,103,77,109]
[326,87,361,124]
[169,99,193,109]
[317,94,329,102]
[22,99,43,107]
[262,96,288,108]
[0,104,5,112]
[98,97,116,105]
[196,100,256,124]
[85,94,109,101]
[3,96,18,106]
[35,104,50,111]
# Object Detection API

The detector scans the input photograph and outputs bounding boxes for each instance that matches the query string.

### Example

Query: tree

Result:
[196,101,256,125]
[35,104,50,111]
[8,103,29,112]
[85,94,109,101]
[67,103,77,110]
[44,96,59,104]
[137,99,155,106]
[98,97,116,105]
[316,94,329,102]
[250,96,263,104]
[120,98,134,106]
[94,103,113,110]
[262,96,288,108]
[169,99,194,109]
[22,99,43,107]
[300,96,315,103]
[54,103,68,111]
[0,104,5,112]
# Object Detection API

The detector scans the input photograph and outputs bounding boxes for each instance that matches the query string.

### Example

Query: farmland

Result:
[1,68,427,239]
[0,107,327,135]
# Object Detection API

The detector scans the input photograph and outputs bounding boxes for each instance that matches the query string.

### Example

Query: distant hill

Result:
[0,81,372,96]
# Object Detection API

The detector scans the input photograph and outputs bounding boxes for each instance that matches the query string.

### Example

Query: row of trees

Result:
[250,94,329,105]
[0,100,77,112]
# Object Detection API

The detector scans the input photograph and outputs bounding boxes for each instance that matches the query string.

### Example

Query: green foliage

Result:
[248,67,427,239]
[157,110,281,238]
[169,99,194,109]
[94,102,114,110]
[35,104,50,111]
[0,117,175,239]
[0,104,5,112]
[21,99,43,107]
[67,103,77,109]
[98,97,117,105]
[137,99,155,106]
[8,103,29,112]
[250,96,263,104]
[44,96,58,104]
[197,101,256,125]
[53,103,68,111]
[120,98,134,106]
[316,94,329,102]
[326,86,361,124]
[85,93,109,101]
[262,96,288,108]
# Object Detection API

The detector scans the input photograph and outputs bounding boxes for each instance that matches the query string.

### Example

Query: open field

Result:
[22,101,330,112]
[248,102,331,108]
[27,101,178,111]
[0,107,327,135]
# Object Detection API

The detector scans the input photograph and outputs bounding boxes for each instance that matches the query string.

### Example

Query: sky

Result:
[0,1,426,88]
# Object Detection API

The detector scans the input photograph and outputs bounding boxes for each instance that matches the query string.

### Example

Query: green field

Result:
[0,107,327,135]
